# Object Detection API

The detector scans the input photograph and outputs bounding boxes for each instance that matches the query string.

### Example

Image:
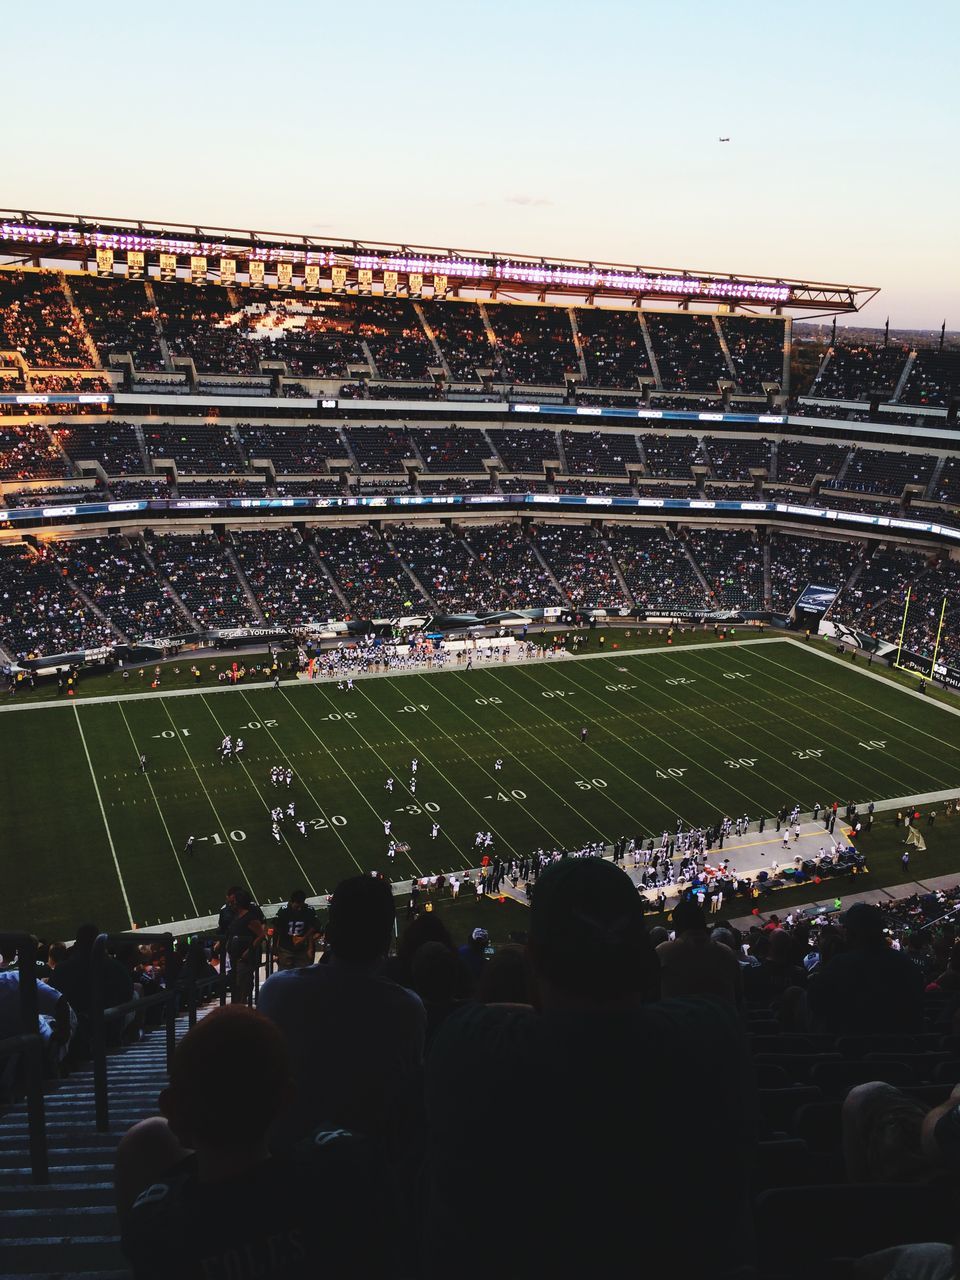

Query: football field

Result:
[3,638,960,940]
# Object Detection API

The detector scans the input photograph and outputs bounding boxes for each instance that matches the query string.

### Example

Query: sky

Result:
[6,0,958,328]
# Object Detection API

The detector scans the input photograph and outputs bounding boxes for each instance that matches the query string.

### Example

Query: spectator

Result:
[656,899,743,1008]
[115,1006,391,1279]
[424,858,756,1279]
[224,890,265,1004]
[47,923,134,1059]
[273,889,318,971]
[808,902,926,1034]
[457,926,489,986]
[0,945,74,1086]
[258,875,426,1163]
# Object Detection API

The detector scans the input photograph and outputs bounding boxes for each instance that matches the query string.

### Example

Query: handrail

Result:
[90,930,227,1131]
[0,933,47,1183]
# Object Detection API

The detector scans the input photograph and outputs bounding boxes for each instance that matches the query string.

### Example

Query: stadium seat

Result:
[755,1184,955,1279]
[810,1058,920,1097]
[758,1086,823,1134]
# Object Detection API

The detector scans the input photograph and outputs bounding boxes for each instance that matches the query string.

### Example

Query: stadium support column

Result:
[895,586,912,668]
[929,598,948,680]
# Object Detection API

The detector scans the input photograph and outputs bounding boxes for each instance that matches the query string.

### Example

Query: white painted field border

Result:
[72,703,134,928]
[0,636,790,715]
[156,699,258,900]
[614,647,865,804]
[117,702,198,915]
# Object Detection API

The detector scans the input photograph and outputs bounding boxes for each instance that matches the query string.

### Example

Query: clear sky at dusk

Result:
[6,0,957,327]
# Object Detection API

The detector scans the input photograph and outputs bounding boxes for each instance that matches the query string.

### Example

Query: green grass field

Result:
[4,637,960,940]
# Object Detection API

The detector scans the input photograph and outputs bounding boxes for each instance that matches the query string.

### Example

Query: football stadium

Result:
[2,9,960,1273]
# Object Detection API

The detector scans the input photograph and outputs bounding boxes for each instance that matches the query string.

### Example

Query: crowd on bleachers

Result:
[686,527,764,609]
[0,424,68,481]
[389,525,502,613]
[231,528,342,626]
[707,435,772,480]
[54,536,188,641]
[825,448,936,496]
[530,523,626,609]
[811,342,910,401]
[146,532,256,628]
[314,525,425,617]
[604,525,710,611]
[71,277,164,370]
[646,313,729,391]
[0,543,116,657]
[721,315,784,392]
[560,429,641,475]
[0,271,89,368]
[576,306,651,387]
[768,533,858,613]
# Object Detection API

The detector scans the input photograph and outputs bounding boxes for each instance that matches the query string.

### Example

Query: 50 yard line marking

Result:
[73,704,134,928]
[117,703,197,915]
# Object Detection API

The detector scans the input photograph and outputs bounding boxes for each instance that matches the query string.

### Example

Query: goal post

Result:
[893,589,949,682]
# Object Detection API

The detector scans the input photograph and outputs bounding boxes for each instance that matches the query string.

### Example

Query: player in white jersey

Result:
[385,777,394,792]
[431,822,439,839]
[494,759,503,771]
[296,820,307,837]
[383,819,392,836]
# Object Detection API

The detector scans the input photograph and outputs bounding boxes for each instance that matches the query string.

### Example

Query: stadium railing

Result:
[90,930,227,1131]
[0,933,48,1183]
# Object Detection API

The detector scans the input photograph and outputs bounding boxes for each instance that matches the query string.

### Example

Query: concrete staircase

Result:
[768,438,780,482]
[0,1020,183,1278]
[809,347,832,396]
[224,537,267,624]
[638,314,662,389]
[526,529,566,600]
[303,537,352,613]
[137,537,200,631]
[131,424,153,476]
[413,302,451,380]
[568,311,589,380]
[65,577,127,645]
[892,351,917,404]
[382,532,433,610]
[713,316,738,383]
[358,339,378,379]
[833,446,856,488]
[762,536,773,610]
[601,535,636,607]
[59,275,103,371]
[143,281,175,372]
[925,454,948,500]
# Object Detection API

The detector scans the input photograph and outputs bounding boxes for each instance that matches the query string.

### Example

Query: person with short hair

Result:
[274,890,318,971]
[115,1006,391,1279]
[258,876,425,1161]
[424,859,756,1278]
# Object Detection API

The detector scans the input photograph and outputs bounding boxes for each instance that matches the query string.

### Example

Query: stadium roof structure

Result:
[0,208,878,317]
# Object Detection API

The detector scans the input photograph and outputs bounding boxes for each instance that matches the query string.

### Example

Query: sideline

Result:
[0,635,784,714]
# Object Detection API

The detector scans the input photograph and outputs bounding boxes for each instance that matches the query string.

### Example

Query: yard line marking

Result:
[347,681,521,860]
[723,647,959,790]
[488,664,701,826]
[235,691,364,878]
[306,685,461,876]
[597,648,870,803]
[157,700,258,898]
[432,672,621,841]
[556,661,776,815]
[672,647,930,797]
[117,703,197,915]
[200,695,319,893]
[751,644,960,772]
[73,704,134,928]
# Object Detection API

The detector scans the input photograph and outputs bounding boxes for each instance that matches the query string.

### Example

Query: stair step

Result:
[4,1273,128,1280]
[0,1207,116,1238]
[0,1240,126,1273]
[0,1166,119,1185]
[0,1185,115,1208]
